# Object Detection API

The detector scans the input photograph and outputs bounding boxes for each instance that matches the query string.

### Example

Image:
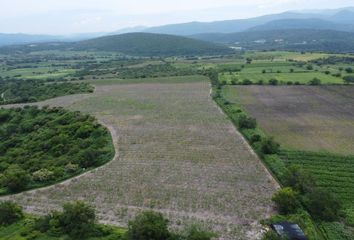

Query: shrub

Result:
[269,79,278,85]
[303,188,341,221]
[283,165,316,194]
[250,134,262,144]
[32,169,55,182]
[2,164,30,192]
[272,188,301,214]
[261,137,280,154]
[183,225,217,240]
[0,201,24,225]
[306,65,314,70]
[59,201,96,238]
[308,78,321,85]
[64,163,80,173]
[345,67,353,73]
[241,79,253,85]
[126,211,171,240]
[343,76,354,84]
[238,114,257,129]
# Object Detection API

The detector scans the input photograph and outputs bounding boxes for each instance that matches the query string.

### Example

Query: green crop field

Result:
[220,84,354,239]
[220,71,343,84]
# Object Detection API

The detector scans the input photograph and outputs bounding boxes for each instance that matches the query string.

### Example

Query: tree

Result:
[306,65,313,70]
[2,165,30,192]
[238,114,257,129]
[343,76,354,84]
[59,201,96,238]
[0,201,24,226]
[345,67,353,73]
[303,188,341,221]
[126,211,171,240]
[283,165,316,194]
[272,188,301,214]
[261,137,280,154]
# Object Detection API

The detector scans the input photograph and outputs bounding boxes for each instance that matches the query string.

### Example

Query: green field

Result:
[219,84,354,239]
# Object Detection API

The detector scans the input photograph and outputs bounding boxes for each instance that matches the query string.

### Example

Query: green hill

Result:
[0,33,233,57]
[73,33,232,56]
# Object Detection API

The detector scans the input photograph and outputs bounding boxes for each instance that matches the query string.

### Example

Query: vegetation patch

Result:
[0,78,93,105]
[0,106,114,194]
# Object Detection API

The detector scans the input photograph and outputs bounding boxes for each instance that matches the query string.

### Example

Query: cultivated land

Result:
[223,85,354,155]
[221,85,354,238]
[1,76,278,239]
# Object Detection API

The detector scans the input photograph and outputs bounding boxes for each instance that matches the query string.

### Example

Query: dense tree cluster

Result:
[1,200,216,240]
[0,78,93,105]
[0,106,113,193]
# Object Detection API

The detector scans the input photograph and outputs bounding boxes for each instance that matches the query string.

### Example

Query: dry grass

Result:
[223,85,354,155]
[2,78,277,239]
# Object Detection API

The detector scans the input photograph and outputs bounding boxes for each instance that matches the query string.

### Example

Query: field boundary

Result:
[209,84,281,191]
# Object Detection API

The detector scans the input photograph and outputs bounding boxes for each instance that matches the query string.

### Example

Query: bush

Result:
[2,164,30,192]
[32,169,55,182]
[238,114,257,129]
[250,134,262,144]
[283,166,316,194]
[269,79,279,85]
[345,67,353,73]
[241,79,253,85]
[126,211,171,240]
[182,225,217,240]
[343,76,354,84]
[306,65,314,70]
[303,188,341,221]
[59,201,96,238]
[272,188,301,214]
[308,78,321,85]
[261,137,280,154]
[0,201,24,225]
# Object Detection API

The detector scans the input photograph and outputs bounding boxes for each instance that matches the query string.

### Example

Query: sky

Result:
[1,0,354,35]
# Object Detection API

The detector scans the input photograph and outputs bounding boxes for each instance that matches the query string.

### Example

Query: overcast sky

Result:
[1,0,354,35]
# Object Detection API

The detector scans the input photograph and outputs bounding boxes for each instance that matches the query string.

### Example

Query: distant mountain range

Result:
[190,29,354,53]
[143,9,354,35]
[1,7,354,54]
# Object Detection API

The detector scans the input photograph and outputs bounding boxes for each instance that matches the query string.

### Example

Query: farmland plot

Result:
[1,77,278,239]
[223,85,354,155]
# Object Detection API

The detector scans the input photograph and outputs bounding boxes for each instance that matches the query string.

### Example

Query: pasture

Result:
[1,76,278,240]
[223,85,354,155]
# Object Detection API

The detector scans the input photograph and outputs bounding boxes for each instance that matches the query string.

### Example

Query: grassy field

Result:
[1,76,278,240]
[223,85,354,155]
[220,71,343,84]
